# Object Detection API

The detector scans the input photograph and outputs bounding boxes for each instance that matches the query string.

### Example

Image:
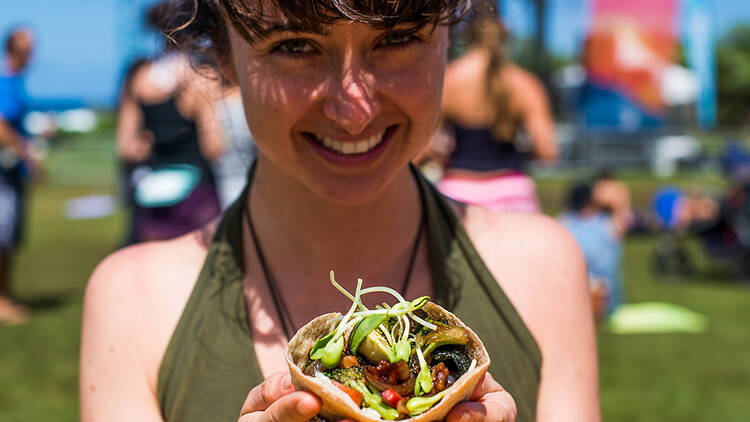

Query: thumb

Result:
[261,391,321,422]
[239,372,295,414]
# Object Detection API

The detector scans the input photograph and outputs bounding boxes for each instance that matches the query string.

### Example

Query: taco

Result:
[286,272,491,421]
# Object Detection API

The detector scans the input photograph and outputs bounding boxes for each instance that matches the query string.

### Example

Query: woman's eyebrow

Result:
[260,21,332,37]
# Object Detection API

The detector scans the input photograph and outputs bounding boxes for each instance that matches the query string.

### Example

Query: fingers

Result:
[445,373,517,422]
[468,372,503,401]
[240,372,295,414]
[253,391,321,422]
[238,371,321,422]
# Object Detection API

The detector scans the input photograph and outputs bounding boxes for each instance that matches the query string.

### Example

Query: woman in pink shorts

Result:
[426,11,558,212]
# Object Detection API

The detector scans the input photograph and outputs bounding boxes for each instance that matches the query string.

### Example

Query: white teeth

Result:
[314,130,386,155]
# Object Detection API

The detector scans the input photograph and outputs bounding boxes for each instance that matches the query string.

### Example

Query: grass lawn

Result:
[1,134,749,420]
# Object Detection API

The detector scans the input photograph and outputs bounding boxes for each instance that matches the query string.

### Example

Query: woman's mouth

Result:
[302,126,397,166]
[309,129,387,155]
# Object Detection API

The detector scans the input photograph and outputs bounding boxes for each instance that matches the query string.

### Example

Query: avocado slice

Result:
[357,329,395,364]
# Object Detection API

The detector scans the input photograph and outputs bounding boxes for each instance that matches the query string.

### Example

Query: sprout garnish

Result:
[414,340,433,396]
[311,276,363,368]
[322,271,434,366]
[406,359,478,415]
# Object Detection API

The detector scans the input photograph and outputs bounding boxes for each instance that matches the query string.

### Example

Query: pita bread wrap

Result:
[287,301,491,422]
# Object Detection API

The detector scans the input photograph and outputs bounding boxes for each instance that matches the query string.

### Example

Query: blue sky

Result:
[2,0,749,107]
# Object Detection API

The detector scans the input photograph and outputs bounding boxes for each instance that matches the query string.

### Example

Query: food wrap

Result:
[286,302,491,422]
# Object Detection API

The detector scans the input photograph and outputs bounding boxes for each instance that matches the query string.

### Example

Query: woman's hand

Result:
[445,372,517,422]
[238,372,321,422]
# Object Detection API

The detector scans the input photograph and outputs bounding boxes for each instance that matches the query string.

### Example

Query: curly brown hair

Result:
[150,0,475,71]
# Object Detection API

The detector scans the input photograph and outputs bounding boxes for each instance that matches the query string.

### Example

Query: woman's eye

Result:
[378,33,418,49]
[274,39,316,55]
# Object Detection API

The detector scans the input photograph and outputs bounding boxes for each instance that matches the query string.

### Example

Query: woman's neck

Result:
[246,157,423,290]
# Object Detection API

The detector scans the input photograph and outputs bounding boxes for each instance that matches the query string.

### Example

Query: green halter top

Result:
[157,169,542,422]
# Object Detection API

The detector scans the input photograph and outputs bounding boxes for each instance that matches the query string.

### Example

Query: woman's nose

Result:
[322,57,382,135]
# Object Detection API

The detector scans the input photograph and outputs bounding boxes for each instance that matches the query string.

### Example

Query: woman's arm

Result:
[511,68,558,163]
[464,210,600,422]
[116,86,153,164]
[79,248,165,421]
[529,222,600,422]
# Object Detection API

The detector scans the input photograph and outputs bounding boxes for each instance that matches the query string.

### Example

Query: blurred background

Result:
[1,0,750,420]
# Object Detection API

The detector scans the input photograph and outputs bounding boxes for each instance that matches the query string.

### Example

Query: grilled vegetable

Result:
[430,345,472,376]
[421,327,469,356]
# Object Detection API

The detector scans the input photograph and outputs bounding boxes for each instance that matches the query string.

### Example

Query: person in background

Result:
[420,11,558,212]
[0,26,36,324]
[116,51,224,243]
[560,173,633,320]
[116,57,151,245]
[212,84,257,209]
[116,4,224,244]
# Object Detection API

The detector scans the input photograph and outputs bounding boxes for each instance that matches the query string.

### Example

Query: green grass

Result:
[1,134,749,420]
[0,133,124,421]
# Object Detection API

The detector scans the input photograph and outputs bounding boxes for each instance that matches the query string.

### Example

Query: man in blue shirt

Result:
[0,26,35,324]
[560,177,633,320]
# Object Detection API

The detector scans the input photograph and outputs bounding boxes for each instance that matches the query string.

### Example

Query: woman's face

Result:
[226,14,449,204]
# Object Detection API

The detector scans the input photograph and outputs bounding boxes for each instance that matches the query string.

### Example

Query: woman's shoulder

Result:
[460,204,583,270]
[503,65,548,105]
[87,224,215,298]
[82,224,218,379]
[458,204,590,341]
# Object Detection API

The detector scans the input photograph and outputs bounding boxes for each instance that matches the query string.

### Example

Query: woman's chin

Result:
[306,172,400,207]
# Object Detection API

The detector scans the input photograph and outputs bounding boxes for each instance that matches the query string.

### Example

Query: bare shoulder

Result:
[82,223,217,386]
[86,230,209,313]
[459,205,590,338]
[443,52,485,111]
[460,205,600,421]
[461,204,585,281]
[504,65,549,105]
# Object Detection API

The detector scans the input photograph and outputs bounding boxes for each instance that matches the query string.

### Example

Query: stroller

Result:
[651,143,750,279]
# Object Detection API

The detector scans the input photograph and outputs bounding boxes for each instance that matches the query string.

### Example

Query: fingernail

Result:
[282,373,294,390]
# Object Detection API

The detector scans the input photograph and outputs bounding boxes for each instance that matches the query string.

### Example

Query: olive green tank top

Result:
[157,169,542,422]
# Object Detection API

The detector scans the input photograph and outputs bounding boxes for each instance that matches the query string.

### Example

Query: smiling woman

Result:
[79,1,600,422]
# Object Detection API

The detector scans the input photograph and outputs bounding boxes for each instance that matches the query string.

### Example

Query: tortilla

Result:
[286,302,491,422]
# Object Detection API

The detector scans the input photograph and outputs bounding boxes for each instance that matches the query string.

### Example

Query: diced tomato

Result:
[332,381,363,407]
[380,388,403,408]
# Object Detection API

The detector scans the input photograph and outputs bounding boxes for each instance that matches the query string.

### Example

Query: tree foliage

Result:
[717,25,750,126]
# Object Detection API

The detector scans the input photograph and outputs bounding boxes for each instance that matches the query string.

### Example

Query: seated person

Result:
[652,187,719,232]
[560,177,632,320]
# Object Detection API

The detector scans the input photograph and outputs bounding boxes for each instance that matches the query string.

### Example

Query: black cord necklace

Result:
[244,196,425,341]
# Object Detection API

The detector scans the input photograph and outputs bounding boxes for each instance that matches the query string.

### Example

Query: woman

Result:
[431,13,558,212]
[80,1,598,421]
[116,51,224,243]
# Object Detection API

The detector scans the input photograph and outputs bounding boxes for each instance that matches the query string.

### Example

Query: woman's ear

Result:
[218,50,238,86]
